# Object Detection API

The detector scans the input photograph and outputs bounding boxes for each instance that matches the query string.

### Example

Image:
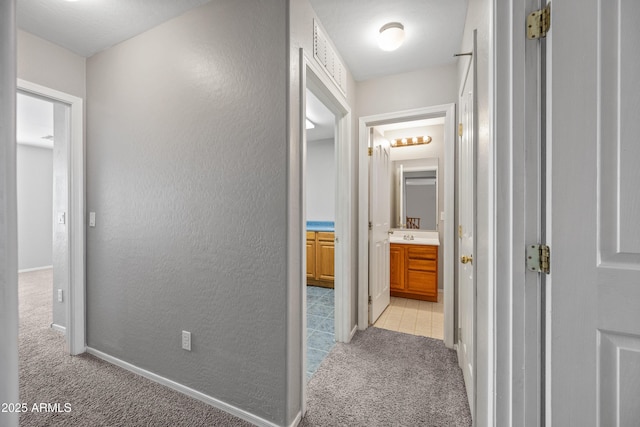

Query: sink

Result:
[389,231,440,246]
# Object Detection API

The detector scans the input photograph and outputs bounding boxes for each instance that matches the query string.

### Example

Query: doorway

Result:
[358,104,456,348]
[369,117,447,340]
[17,80,85,355]
[304,86,338,380]
[300,53,352,392]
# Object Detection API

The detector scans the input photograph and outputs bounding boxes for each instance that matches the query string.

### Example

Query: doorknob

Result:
[461,255,473,264]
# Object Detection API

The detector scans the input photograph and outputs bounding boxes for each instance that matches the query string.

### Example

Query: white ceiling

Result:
[17,93,54,149]
[308,0,468,81]
[306,89,335,142]
[16,1,467,140]
[17,0,212,57]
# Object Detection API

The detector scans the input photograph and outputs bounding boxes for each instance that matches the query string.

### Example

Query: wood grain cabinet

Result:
[389,243,438,301]
[307,231,334,288]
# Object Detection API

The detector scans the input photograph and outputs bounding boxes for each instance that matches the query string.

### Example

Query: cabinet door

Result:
[316,233,335,281]
[306,237,316,279]
[390,244,404,291]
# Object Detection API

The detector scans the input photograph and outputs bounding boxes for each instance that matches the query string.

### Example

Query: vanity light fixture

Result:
[378,22,405,51]
[391,135,432,148]
[306,119,315,130]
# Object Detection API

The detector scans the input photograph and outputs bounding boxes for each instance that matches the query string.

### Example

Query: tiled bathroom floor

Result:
[306,285,335,381]
[373,294,444,340]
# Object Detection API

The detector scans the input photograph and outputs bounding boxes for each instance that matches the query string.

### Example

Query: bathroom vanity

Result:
[389,232,439,302]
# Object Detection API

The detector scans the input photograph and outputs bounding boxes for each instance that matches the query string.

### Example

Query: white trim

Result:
[18,265,53,273]
[357,104,456,349]
[17,79,85,356]
[287,412,302,427]
[86,347,281,427]
[350,324,358,340]
[50,323,66,334]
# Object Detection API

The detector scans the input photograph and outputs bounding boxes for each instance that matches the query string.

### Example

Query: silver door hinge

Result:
[458,327,462,341]
[527,3,551,40]
[527,244,550,274]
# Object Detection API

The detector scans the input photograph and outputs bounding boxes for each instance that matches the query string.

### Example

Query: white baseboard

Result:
[288,411,302,427]
[50,324,66,334]
[19,265,53,273]
[350,325,358,341]
[86,347,284,427]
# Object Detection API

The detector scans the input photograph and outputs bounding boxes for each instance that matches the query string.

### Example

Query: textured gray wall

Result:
[86,1,288,423]
[0,1,20,425]
[17,144,53,271]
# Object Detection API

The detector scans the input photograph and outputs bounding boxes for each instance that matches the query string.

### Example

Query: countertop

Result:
[307,221,335,232]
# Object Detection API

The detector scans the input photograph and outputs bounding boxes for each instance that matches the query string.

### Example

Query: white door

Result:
[547,1,640,425]
[369,128,391,324]
[458,48,475,416]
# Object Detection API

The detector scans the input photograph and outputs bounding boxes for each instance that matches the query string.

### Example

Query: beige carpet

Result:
[301,327,472,426]
[18,269,251,427]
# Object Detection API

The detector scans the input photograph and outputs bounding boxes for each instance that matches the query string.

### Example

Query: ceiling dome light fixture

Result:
[378,22,405,51]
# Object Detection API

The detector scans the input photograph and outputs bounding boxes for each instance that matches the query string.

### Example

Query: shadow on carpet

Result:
[301,327,472,426]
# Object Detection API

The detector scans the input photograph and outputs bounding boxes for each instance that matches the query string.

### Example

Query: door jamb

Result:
[17,79,85,355]
[357,103,456,348]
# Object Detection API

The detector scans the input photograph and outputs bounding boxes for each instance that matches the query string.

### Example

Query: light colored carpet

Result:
[19,269,470,426]
[301,327,472,426]
[18,269,251,427]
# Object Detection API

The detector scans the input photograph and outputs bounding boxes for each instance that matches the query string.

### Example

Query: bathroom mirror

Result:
[397,165,438,231]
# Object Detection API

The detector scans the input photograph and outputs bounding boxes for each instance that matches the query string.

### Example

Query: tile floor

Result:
[306,285,335,381]
[373,294,444,340]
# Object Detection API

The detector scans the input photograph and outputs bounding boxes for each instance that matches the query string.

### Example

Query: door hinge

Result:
[458,327,462,341]
[368,147,373,156]
[527,3,551,40]
[368,296,372,304]
[458,123,463,137]
[368,221,372,230]
[458,225,463,239]
[527,244,550,274]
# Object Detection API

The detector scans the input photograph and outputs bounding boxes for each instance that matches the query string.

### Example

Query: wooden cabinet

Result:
[307,231,334,288]
[389,243,438,301]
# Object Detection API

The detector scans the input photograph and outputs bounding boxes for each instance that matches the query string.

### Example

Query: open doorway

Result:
[17,80,85,356]
[358,103,456,348]
[304,87,337,380]
[370,117,447,339]
[16,92,58,340]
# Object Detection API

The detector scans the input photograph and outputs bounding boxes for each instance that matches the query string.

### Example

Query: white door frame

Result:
[17,79,85,356]
[357,103,456,348]
[297,48,352,418]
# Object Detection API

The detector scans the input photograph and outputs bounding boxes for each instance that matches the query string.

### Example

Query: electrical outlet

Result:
[181,330,191,351]
[57,289,63,302]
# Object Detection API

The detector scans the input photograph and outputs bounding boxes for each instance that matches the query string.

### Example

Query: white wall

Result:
[306,138,335,221]
[17,144,53,271]
[356,64,458,117]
